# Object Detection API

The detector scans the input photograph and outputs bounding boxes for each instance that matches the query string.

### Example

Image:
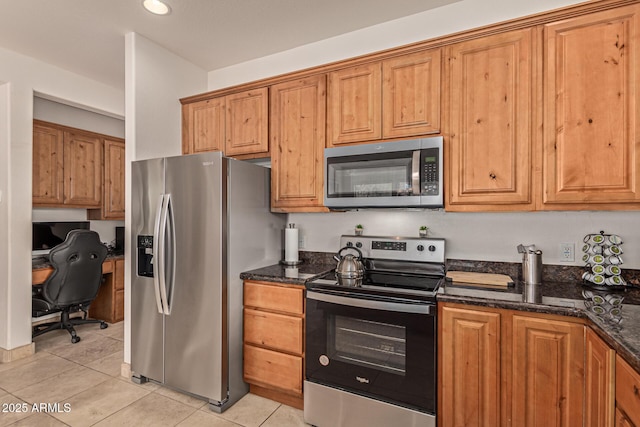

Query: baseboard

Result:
[121,362,131,379]
[0,342,35,363]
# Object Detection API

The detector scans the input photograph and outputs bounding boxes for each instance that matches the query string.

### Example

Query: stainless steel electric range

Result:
[304,235,445,427]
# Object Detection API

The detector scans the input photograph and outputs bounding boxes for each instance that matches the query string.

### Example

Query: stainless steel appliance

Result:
[130,151,285,412]
[324,137,443,209]
[305,235,445,427]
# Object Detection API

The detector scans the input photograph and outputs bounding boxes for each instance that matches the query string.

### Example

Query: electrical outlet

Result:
[559,242,574,262]
[298,234,306,249]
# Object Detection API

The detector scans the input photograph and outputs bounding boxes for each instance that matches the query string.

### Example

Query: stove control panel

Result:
[340,235,445,263]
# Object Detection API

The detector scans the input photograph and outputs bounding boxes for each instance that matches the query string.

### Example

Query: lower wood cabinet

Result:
[439,302,586,427]
[90,258,124,323]
[243,280,305,409]
[585,328,615,427]
[615,355,640,426]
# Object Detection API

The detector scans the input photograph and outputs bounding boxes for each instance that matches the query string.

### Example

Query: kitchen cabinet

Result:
[33,120,103,209]
[242,280,305,409]
[440,305,501,427]
[615,354,640,426]
[511,314,585,426]
[543,4,640,209]
[445,28,536,211]
[328,63,382,145]
[585,328,616,427]
[89,258,124,323]
[181,97,225,154]
[439,302,586,427]
[181,88,268,158]
[88,138,125,220]
[327,49,441,146]
[32,122,64,205]
[270,75,328,212]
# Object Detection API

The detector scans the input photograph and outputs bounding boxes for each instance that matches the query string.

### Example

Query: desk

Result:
[32,255,124,323]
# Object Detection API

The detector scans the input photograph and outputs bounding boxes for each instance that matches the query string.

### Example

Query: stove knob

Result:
[417,245,425,252]
[346,242,353,247]
[355,242,363,248]
[429,245,437,252]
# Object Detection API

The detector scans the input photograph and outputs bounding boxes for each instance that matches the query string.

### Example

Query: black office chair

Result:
[32,230,109,343]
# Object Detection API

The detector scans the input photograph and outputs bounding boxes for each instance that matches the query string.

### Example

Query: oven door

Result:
[305,289,436,414]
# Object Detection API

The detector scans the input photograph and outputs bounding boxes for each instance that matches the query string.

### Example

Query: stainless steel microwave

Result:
[324,137,443,209]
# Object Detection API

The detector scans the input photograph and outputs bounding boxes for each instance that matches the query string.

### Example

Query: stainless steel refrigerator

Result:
[130,151,285,412]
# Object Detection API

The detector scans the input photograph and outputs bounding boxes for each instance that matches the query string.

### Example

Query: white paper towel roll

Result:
[284,226,299,263]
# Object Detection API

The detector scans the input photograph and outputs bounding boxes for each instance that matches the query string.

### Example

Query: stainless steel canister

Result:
[523,250,542,285]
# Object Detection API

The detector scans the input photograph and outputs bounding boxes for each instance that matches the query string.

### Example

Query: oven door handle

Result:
[307,290,433,315]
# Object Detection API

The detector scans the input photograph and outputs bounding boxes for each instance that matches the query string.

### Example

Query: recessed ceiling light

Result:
[143,0,171,15]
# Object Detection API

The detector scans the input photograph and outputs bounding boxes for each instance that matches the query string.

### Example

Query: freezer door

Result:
[163,152,225,402]
[131,158,165,383]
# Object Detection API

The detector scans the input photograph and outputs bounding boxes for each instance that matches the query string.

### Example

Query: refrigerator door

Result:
[131,158,165,383]
[163,152,225,402]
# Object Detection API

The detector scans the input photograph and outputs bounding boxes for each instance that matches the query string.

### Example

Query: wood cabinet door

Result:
[102,139,125,219]
[585,328,615,427]
[270,75,328,212]
[440,305,501,427]
[32,123,64,205]
[511,315,585,427]
[225,88,269,156]
[327,63,381,146]
[615,355,640,427]
[182,97,225,154]
[543,5,640,207]
[382,49,441,138]
[63,131,102,207]
[446,28,535,211]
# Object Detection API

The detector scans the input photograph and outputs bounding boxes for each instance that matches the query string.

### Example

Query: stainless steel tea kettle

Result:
[334,246,365,286]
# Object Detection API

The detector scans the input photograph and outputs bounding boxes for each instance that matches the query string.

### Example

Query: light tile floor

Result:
[0,322,307,427]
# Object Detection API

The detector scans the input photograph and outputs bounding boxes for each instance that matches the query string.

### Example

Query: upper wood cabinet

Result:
[89,138,125,220]
[33,121,103,209]
[543,4,640,208]
[225,88,269,156]
[182,88,268,158]
[440,304,501,427]
[327,49,441,146]
[446,28,536,211]
[270,75,328,212]
[33,123,64,205]
[328,63,382,145]
[181,97,225,154]
[382,50,441,138]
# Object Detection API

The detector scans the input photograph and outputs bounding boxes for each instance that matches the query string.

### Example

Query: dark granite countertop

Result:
[240,262,335,286]
[438,279,640,372]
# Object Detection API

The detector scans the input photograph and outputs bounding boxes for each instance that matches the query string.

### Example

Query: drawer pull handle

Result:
[634,385,639,397]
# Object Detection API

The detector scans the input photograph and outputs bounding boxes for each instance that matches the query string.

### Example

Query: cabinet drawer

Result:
[616,355,640,426]
[102,259,114,274]
[244,344,302,395]
[244,308,303,355]
[244,281,303,315]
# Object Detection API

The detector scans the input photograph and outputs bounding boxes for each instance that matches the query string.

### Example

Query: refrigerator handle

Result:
[152,194,166,314]
[162,193,176,315]
[158,193,170,315]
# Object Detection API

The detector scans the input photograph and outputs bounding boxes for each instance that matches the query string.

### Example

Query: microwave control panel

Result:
[421,147,440,196]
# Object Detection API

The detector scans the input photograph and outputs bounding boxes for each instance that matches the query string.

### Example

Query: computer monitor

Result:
[32,221,90,256]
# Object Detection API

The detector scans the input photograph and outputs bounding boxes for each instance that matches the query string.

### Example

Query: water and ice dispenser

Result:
[137,235,154,277]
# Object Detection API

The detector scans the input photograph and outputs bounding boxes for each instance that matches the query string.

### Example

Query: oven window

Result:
[329,315,406,376]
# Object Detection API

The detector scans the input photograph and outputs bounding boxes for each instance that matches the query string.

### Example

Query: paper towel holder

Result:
[280,223,303,266]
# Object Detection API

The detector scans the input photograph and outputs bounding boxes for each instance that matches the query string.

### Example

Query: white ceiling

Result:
[0,0,456,90]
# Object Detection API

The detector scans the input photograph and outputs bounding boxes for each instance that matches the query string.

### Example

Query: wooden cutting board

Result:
[446,271,514,288]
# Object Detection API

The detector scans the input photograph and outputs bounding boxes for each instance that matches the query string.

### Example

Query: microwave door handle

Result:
[411,150,421,196]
